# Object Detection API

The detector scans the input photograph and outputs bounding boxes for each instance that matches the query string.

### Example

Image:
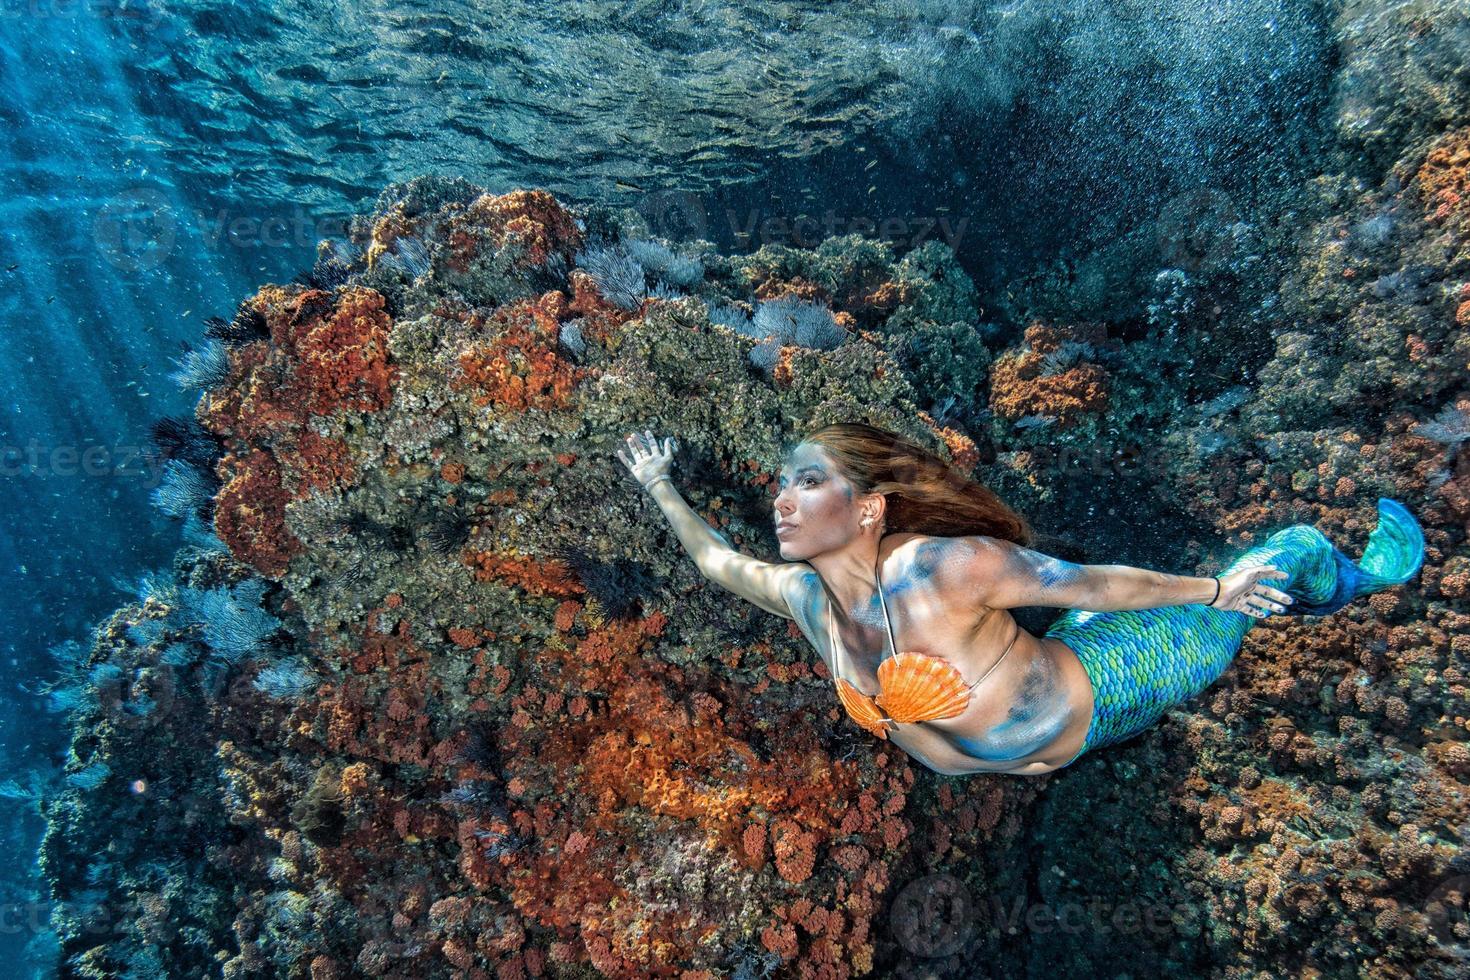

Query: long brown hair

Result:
[797,422,1035,547]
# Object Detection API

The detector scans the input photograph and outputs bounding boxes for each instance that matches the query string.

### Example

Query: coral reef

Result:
[42,177,1037,979]
[37,93,1470,980]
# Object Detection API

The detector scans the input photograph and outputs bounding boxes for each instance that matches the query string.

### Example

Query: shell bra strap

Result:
[875,547,1019,693]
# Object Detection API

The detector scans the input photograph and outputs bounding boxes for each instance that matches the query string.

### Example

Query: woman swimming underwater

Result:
[616,422,1425,776]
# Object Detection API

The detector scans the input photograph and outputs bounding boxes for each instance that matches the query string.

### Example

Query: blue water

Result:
[0,0,1383,974]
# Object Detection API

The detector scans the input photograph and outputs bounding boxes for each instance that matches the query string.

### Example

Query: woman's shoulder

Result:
[894,532,986,575]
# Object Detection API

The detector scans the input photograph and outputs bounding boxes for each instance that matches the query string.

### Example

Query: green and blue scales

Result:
[1047,498,1426,763]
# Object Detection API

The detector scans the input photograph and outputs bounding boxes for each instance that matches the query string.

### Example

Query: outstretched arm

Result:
[617,428,806,620]
[941,535,1222,612]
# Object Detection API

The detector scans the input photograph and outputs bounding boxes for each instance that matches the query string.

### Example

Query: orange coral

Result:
[916,410,979,472]
[463,551,585,597]
[196,284,396,574]
[291,430,356,496]
[275,286,396,415]
[771,818,817,884]
[213,449,302,577]
[754,276,827,303]
[1415,126,1470,225]
[448,189,584,271]
[454,294,588,413]
[988,321,1110,426]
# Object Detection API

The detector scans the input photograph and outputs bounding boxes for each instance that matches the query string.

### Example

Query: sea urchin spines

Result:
[169,338,233,391]
[204,301,270,348]
[423,507,476,557]
[151,458,222,524]
[148,415,223,471]
[453,716,505,774]
[575,242,647,310]
[546,546,658,621]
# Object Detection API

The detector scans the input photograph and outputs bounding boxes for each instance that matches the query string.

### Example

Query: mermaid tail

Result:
[1224,497,1425,617]
[1050,497,1425,764]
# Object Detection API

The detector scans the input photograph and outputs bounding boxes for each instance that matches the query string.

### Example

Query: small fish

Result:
[46,296,55,304]
[4,263,16,272]
[864,159,877,171]
[614,179,644,192]
[867,185,877,195]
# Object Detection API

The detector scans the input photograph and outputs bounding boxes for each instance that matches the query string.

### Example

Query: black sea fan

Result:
[423,507,475,557]
[454,717,505,773]
[527,250,571,293]
[148,415,222,471]
[548,545,657,620]
[151,459,221,522]
[294,239,360,290]
[204,301,269,347]
[345,512,414,557]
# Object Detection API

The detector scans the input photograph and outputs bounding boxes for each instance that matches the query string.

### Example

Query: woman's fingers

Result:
[620,429,677,465]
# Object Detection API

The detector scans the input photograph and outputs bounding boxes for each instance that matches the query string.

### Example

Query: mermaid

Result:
[616,422,1425,776]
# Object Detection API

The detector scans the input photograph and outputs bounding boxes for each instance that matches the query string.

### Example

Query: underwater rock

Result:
[44,180,1042,979]
[40,123,1470,980]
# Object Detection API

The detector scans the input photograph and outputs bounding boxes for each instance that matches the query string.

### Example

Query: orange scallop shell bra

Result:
[828,558,1018,740]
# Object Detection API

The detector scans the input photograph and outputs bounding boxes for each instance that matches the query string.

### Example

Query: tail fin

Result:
[1351,497,1425,597]
[1290,498,1424,616]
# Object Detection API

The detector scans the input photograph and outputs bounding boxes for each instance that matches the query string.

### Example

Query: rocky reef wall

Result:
[35,14,1470,976]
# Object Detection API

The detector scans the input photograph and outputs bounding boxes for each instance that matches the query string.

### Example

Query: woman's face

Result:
[772,443,867,559]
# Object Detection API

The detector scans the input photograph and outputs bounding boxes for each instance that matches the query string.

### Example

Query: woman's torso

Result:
[793,532,1095,775]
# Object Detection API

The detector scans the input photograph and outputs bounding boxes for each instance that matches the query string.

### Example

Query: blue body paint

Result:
[948,652,1072,761]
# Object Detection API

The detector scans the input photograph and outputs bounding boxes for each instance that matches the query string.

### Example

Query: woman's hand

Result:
[616,428,678,489]
[1211,565,1293,618]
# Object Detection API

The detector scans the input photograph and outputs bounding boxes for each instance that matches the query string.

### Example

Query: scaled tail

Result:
[1290,497,1425,616]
